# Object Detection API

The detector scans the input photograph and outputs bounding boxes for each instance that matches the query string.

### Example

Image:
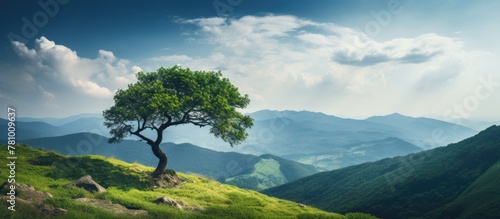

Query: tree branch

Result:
[158,115,172,131]
[170,108,193,126]
[130,129,155,146]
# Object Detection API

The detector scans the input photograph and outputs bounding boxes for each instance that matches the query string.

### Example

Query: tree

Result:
[103,66,253,178]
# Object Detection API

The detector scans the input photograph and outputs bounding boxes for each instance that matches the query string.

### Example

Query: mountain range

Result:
[263,125,500,219]
[2,110,480,170]
[17,132,319,191]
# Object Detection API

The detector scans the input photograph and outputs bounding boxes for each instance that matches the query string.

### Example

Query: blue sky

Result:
[1,0,499,122]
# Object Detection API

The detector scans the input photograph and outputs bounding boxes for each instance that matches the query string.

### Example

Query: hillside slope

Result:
[0,144,376,219]
[426,160,500,218]
[264,125,500,219]
[18,133,319,190]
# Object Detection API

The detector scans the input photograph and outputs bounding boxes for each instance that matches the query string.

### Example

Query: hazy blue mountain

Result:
[263,125,500,219]
[0,118,62,140]
[17,113,102,126]
[366,113,477,149]
[18,132,319,190]
[283,137,422,170]
[7,110,478,170]
[58,117,109,137]
[456,119,499,131]
[1,116,108,140]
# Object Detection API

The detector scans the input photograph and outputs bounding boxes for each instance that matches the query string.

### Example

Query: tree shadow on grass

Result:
[29,153,154,191]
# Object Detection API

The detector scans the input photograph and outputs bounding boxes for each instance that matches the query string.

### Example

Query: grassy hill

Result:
[425,160,500,218]
[264,125,500,219]
[17,133,320,191]
[0,144,377,219]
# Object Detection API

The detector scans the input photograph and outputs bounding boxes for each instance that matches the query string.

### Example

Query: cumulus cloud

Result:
[0,36,142,117]
[11,37,139,99]
[149,15,500,118]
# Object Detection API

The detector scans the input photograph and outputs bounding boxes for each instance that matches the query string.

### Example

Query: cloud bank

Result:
[150,15,500,119]
[1,15,499,120]
[0,37,141,116]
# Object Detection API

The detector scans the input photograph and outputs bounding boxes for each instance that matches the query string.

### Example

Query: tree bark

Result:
[150,143,168,178]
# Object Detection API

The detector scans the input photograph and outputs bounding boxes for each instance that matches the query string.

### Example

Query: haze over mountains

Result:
[146,110,479,169]
[3,110,499,218]
[17,132,319,191]
[264,125,500,219]
[2,110,480,171]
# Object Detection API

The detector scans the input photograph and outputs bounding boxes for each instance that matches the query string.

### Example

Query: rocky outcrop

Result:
[74,198,148,217]
[153,196,206,212]
[154,196,183,209]
[0,181,67,216]
[153,169,192,189]
[64,175,106,193]
[1,182,53,202]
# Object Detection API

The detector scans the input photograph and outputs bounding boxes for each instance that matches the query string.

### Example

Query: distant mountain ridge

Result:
[237,110,477,169]
[263,125,500,219]
[17,113,102,126]
[17,132,319,191]
[3,110,478,170]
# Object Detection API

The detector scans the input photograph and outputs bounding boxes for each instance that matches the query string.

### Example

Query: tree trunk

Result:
[151,143,168,178]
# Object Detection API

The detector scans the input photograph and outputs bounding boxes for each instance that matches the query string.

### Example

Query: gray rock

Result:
[41,205,68,216]
[75,198,148,217]
[0,182,53,202]
[1,182,66,216]
[153,196,182,209]
[179,199,189,207]
[298,203,306,208]
[64,175,106,193]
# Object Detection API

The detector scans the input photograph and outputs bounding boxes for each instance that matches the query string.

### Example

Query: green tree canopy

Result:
[103,66,253,178]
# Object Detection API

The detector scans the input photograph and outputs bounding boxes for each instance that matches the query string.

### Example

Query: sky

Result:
[1,0,499,122]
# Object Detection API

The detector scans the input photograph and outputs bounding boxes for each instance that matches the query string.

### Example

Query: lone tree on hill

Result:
[103,66,253,178]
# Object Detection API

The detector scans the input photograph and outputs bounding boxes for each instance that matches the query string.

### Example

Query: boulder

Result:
[40,205,68,216]
[153,196,182,209]
[153,169,192,189]
[1,182,66,216]
[179,199,189,207]
[75,198,148,217]
[0,181,53,202]
[64,175,106,193]
[298,203,306,208]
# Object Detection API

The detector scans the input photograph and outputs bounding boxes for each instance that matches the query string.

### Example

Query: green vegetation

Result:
[264,125,500,219]
[0,144,376,218]
[19,133,319,190]
[225,158,287,190]
[103,65,253,177]
[224,154,322,191]
[426,160,500,218]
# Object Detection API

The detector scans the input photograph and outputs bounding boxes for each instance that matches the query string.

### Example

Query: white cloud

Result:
[70,79,114,98]
[150,15,500,119]
[38,85,60,109]
[2,36,142,116]
[12,37,138,99]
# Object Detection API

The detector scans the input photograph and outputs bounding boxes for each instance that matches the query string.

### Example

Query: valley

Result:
[264,125,500,219]
[1,110,498,218]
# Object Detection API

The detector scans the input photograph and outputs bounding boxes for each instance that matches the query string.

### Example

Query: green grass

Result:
[0,144,377,219]
[225,158,288,190]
